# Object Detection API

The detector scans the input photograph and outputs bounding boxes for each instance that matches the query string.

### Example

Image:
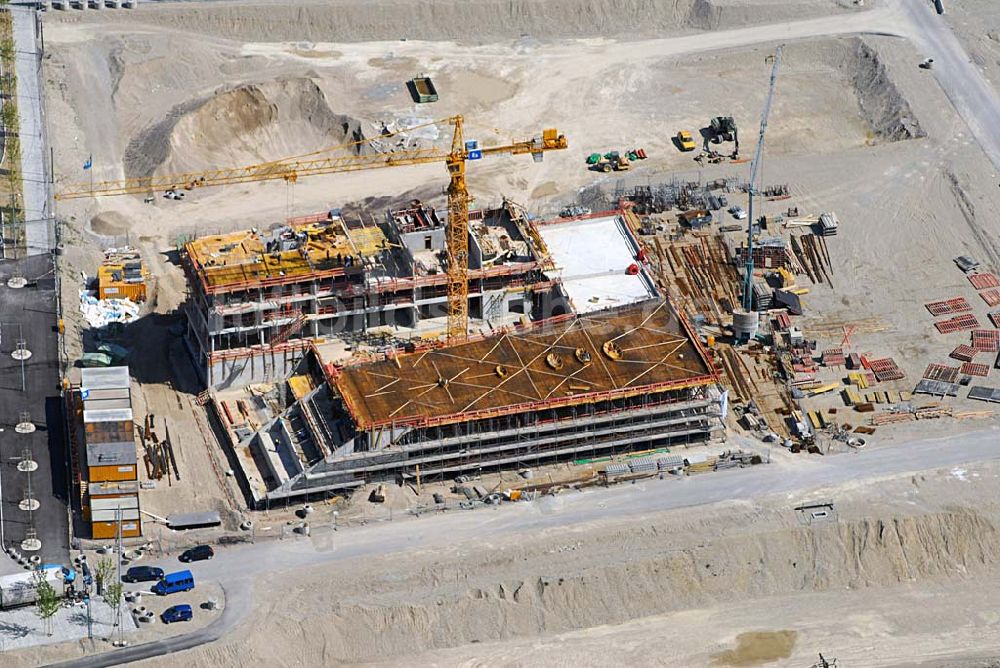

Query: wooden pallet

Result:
[971,329,1000,352]
[869,357,905,382]
[950,344,978,362]
[980,289,1000,307]
[923,363,960,383]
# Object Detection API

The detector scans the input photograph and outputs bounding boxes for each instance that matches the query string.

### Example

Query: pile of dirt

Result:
[170,505,1000,666]
[844,39,925,142]
[306,509,996,661]
[52,0,863,43]
[122,78,365,179]
[686,0,862,31]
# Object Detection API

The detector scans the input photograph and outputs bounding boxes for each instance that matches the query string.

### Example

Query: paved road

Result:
[45,581,251,668]
[145,428,1000,582]
[11,4,52,255]
[46,426,1000,667]
[0,254,69,574]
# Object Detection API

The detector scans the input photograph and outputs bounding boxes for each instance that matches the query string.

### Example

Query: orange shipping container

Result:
[92,520,141,540]
[98,282,147,302]
[88,464,138,482]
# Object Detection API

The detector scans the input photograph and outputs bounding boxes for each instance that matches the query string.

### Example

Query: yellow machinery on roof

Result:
[55,117,568,343]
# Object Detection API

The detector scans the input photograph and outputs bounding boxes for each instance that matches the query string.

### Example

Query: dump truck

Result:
[0,567,63,610]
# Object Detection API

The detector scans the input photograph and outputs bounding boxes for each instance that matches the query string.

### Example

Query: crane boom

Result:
[55,147,447,199]
[55,115,568,343]
[742,46,783,313]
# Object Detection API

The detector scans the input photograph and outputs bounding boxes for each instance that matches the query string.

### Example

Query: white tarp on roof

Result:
[538,215,657,314]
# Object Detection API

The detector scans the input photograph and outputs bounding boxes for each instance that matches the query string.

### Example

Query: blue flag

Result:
[83,155,92,170]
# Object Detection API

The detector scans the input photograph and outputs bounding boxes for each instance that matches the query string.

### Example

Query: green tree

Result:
[34,571,61,636]
[105,580,124,629]
[94,557,115,596]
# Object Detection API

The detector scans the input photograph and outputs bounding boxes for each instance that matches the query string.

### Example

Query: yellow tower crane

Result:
[56,116,568,342]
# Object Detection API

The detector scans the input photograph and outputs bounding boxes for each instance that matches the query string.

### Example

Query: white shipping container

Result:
[0,567,63,609]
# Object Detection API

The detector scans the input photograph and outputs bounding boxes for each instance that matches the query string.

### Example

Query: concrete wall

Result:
[206,346,307,390]
[401,228,445,254]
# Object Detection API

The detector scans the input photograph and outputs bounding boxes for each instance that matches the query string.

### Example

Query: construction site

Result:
[13,0,1000,664]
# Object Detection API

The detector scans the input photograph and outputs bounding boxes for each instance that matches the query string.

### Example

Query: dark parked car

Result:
[161,604,193,624]
[122,566,164,583]
[179,545,214,563]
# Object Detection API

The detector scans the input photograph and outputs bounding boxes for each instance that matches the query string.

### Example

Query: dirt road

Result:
[891,0,1000,172]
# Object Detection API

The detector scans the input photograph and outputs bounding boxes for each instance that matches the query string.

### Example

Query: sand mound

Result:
[845,40,924,142]
[89,211,129,236]
[185,506,997,666]
[310,510,995,661]
[53,0,863,43]
[123,78,365,179]
[686,0,859,31]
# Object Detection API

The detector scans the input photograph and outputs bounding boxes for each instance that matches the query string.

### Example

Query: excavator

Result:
[703,116,739,158]
[55,116,569,344]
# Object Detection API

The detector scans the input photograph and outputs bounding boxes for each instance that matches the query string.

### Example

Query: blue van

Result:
[152,570,195,596]
[161,604,193,624]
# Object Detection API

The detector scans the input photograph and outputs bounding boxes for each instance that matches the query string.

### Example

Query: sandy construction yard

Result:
[45,5,1000,411]
[30,0,1000,663]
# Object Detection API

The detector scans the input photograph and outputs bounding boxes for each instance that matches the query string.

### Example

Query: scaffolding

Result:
[183,204,563,388]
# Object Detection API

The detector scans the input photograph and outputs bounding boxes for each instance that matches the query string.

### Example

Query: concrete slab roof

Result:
[538,213,657,314]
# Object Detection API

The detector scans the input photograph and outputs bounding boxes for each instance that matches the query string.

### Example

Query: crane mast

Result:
[742,46,783,314]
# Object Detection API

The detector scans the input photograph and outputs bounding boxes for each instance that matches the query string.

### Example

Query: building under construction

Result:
[183,200,561,388]
[229,299,723,505]
[187,205,723,503]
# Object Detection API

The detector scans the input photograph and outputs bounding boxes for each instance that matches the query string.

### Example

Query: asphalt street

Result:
[0,254,69,571]
[894,0,1000,173]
